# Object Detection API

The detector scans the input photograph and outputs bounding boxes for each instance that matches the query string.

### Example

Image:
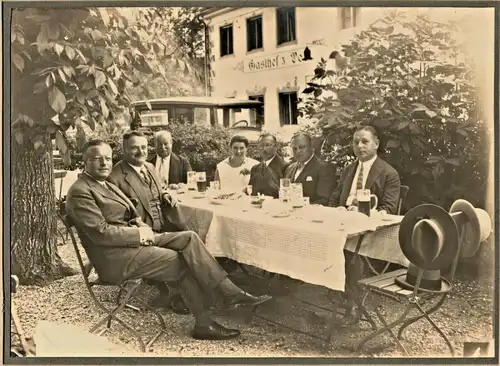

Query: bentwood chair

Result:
[57,212,167,352]
[354,210,466,356]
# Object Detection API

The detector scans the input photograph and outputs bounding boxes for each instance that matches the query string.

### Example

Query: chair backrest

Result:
[397,185,410,215]
[57,212,94,286]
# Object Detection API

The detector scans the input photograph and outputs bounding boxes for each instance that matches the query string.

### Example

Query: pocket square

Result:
[306,176,313,182]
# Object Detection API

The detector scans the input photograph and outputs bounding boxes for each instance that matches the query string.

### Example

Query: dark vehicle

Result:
[130,96,264,142]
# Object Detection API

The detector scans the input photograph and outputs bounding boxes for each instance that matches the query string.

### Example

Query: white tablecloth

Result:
[178,194,409,292]
[54,169,81,200]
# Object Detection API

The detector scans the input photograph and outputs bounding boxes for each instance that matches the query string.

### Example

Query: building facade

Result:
[202,7,383,141]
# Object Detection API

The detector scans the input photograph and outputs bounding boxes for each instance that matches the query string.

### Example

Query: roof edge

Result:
[201,7,236,20]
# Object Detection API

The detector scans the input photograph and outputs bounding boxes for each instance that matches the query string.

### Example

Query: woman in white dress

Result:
[214,135,259,193]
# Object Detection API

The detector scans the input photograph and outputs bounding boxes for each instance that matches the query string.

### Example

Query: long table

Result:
[178,194,409,292]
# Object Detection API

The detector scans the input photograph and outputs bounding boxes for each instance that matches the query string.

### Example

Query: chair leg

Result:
[414,301,455,356]
[397,294,447,340]
[356,302,413,353]
[374,306,409,355]
[348,286,377,330]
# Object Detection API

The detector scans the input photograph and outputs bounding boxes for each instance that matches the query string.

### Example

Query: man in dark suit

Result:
[149,130,192,186]
[108,131,189,314]
[66,140,271,340]
[329,125,401,323]
[329,125,400,214]
[248,133,289,198]
[284,133,336,205]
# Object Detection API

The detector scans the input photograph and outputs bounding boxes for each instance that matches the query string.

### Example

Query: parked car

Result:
[130,96,264,143]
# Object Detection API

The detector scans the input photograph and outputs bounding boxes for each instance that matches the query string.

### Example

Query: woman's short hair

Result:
[229,135,249,147]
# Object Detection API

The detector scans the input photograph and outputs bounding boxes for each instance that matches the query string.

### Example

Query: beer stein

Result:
[356,189,378,216]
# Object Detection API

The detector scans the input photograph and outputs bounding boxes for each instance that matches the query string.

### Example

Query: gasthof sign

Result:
[244,49,306,73]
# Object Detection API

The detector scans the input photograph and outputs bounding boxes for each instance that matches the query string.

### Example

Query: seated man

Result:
[149,130,192,186]
[66,140,272,340]
[248,133,289,198]
[284,132,336,205]
[329,125,400,214]
[329,125,401,322]
[108,130,190,314]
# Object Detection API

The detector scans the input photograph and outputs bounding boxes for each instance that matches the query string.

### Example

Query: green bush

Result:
[299,13,490,211]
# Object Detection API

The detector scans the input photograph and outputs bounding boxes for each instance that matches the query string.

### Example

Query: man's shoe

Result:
[170,295,190,315]
[225,291,272,309]
[192,321,240,340]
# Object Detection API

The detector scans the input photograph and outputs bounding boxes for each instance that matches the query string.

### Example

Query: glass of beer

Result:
[196,172,207,193]
[187,171,197,191]
[356,189,378,216]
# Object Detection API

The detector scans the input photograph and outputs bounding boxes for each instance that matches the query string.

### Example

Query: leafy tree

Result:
[10,7,187,284]
[300,12,490,211]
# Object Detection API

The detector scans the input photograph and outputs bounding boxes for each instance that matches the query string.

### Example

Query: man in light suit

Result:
[284,133,336,205]
[149,130,192,186]
[248,133,289,198]
[66,140,271,340]
[329,125,401,323]
[108,131,189,314]
[329,125,400,214]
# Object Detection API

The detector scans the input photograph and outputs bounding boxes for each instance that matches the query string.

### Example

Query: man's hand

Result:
[162,192,178,207]
[347,205,358,212]
[129,217,150,228]
[240,168,251,176]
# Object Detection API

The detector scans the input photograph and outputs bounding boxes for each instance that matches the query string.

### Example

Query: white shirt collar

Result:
[83,171,107,186]
[127,162,144,175]
[358,154,377,170]
[265,155,277,166]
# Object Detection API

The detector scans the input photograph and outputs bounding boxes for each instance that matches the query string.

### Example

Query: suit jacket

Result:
[329,156,401,214]
[149,153,192,185]
[65,173,143,284]
[284,155,336,206]
[249,155,289,198]
[107,160,189,232]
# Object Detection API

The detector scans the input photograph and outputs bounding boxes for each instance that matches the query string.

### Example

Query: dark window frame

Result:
[278,92,298,126]
[276,7,296,45]
[340,7,359,29]
[249,95,265,126]
[246,15,263,52]
[219,24,234,57]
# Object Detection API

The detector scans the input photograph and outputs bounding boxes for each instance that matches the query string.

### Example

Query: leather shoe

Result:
[192,321,240,340]
[170,294,190,315]
[225,291,272,309]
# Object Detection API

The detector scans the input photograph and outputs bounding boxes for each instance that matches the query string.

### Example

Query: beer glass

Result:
[356,189,378,216]
[187,171,197,191]
[196,172,207,193]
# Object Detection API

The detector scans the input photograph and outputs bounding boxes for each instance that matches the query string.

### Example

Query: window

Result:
[341,7,359,29]
[249,95,265,126]
[220,24,233,57]
[247,16,263,51]
[278,93,298,125]
[276,8,296,45]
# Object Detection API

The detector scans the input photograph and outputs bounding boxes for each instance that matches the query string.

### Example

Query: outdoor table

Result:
[177,191,409,293]
[54,169,81,201]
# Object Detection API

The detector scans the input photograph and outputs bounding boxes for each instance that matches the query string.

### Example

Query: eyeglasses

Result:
[89,156,112,163]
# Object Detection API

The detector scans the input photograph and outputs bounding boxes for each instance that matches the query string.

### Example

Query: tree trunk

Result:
[11,131,75,285]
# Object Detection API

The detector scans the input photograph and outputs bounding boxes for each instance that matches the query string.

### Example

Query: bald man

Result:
[149,130,192,187]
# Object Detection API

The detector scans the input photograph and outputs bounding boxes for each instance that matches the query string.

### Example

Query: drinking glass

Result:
[246,185,253,196]
[187,171,197,191]
[280,178,291,188]
[196,172,207,193]
[210,181,220,190]
[356,189,372,216]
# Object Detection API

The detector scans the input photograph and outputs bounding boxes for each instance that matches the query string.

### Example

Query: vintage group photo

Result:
[6,2,497,361]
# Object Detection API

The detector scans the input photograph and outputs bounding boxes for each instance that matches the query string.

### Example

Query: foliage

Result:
[11,7,194,156]
[299,12,490,210]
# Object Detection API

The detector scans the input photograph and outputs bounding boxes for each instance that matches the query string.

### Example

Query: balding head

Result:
[154,130,173,158]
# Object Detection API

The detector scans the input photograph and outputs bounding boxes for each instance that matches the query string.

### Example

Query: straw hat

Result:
[449,199,492,257]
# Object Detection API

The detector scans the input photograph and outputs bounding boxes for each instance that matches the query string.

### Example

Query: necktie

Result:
[140,167,151,186]
[159,159,168,186]
[356,162,364,190]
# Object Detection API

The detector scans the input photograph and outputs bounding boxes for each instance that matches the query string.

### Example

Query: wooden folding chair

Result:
[58,212,167,352]
[364,185,410,276]
[354,211,466,356]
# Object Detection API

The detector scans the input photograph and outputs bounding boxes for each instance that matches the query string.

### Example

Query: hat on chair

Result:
[395,204,459,292]
[449,199,492,258]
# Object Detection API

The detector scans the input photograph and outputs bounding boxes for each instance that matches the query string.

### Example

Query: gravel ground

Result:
[11,237,495,358]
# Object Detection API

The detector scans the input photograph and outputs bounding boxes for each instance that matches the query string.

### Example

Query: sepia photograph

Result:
[4,1,498,362]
